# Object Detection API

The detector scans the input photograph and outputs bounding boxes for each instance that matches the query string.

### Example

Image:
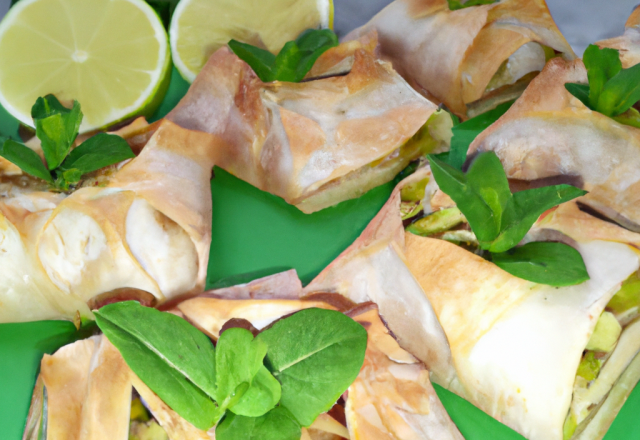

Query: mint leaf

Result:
[566,45,640,121]
[271,41,302,82]
[96,304,219,429]
[32,97,82,170]
[492,242,589,286]
[257,308,367,427]
[598,63,640,117]
[228,40,276,82]
[229,29,338,83]
[216,407,301,440]
[583,44,622,109]
[429,152,586,251]
[229,366,281,417]
[59,133,134,174]
[215,328,269,413]
[565,83,591,108]
[293,28,339,80]
[95,302,219,429]
[428,151,589,286]
[445,100,513,170]
[31,94,69,119]
[466,152,511,237]
[447,0,497,11]
[489,184,587,252]
[0,139,53,183]
[428,154,500,243]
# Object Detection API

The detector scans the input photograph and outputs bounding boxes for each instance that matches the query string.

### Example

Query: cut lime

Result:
[0,0,170,133]
[170,0,334,82]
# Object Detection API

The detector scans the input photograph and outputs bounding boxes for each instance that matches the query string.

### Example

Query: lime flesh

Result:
[170,0,333,82]
[0,0,170,133]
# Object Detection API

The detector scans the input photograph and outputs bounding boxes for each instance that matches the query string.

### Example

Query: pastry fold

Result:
[24,270,463,440]
[167,32,449,213]
[0,120,219,322]
[306,166,640,440]
[177,273,464,440]
[469,57,640,232]
[347,0,575,118]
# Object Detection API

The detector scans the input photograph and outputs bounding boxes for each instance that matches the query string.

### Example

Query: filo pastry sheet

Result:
[24,270,464,440]
[346,0,575,119]
[167,32,450,213]
[0,120,219,322]
[305,165,640,440]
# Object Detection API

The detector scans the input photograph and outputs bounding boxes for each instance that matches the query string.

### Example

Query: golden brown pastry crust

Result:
[167,33,441,213]
[0,120,222,322]
[306,161,640,440]
[347,0,575,118]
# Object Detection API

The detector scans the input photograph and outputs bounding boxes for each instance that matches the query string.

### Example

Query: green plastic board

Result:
[0,65,638,440]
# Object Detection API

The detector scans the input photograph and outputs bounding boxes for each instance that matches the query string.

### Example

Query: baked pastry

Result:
[347,0,575,119]
[167,32,450,213]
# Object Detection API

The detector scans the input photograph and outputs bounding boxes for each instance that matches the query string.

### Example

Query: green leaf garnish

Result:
[598,64,640,117]
[491,242,590,287]
[32,95,82,170]
[59,132,135,174]
[95,302,367,436]
[428,153,504,244]
[0,139,53,183]
[0,94,135,191]
[437,100,514,170]
[426,151,589,285]
[95,302,219,429]
[490,184,587,253]
[30,94,71,120]
[228,29,339,83]
[447,0,498,11]
[229,366,281,417]
[214,327,270,414]
[256,308,367,427]
[227,41,277,82]
[566,44,640,120]
[564,83,590,108]
[582,44,622,109]
[216,407,301,440]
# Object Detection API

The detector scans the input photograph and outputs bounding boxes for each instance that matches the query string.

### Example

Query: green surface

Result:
[0,64,639,440]
[208,167,393,285]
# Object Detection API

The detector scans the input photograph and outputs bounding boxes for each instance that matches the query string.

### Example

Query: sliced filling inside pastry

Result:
[129,396,170,440]
[296,110,452,213]
[563,273,640,439]
[467,43,556,118]
[401,175,640,440]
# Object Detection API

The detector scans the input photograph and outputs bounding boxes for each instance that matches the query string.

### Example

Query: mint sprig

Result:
[0,95,135,191]
[426,152,589,286]
[228,29,339,83]
[447,0,498,11]
[95,301,367,437]
[566,44,640,125]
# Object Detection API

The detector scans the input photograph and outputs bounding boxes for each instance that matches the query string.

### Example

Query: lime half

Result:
[0,0,170,133]
[170,0,334,82]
